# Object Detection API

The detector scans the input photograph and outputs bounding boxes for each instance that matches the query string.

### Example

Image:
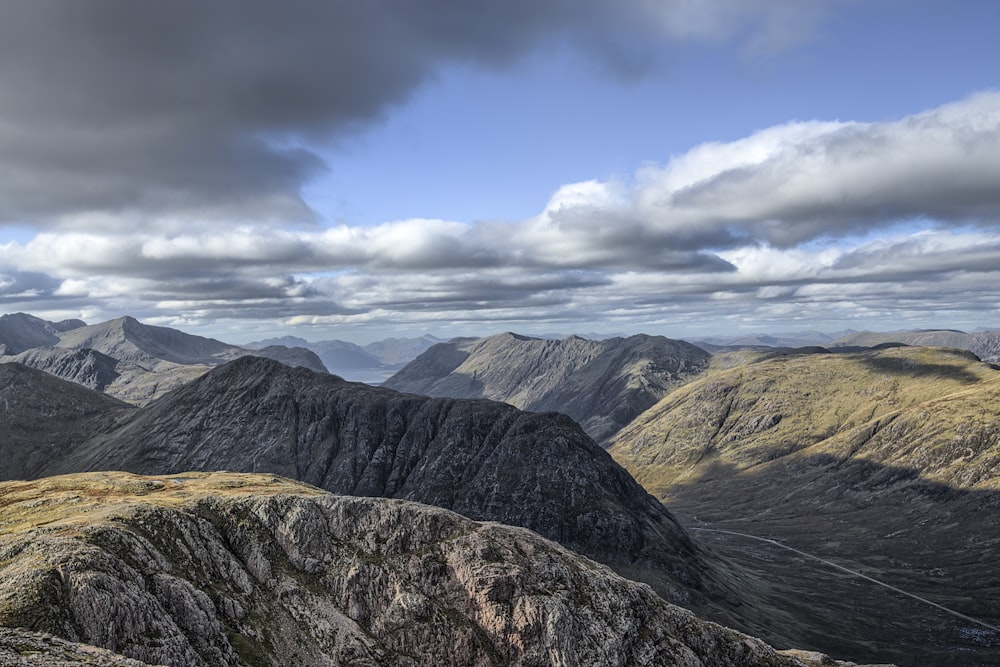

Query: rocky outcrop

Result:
[0,472,802,667]
[0,627,161,666]
[384,333,710,443]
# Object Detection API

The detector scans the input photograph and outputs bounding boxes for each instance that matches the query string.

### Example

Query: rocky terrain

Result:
[0,472,807,667]
[0,315,327,405]
[610,345,1000,665]
[384,332,710,443]
[833,329,1000,362]
[26,356,754,627]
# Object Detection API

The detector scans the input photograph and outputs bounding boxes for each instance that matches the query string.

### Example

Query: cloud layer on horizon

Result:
[2,2,1000,338]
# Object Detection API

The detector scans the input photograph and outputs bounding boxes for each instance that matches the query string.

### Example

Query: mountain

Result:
[246,334,442,383]
[362,334,442,365]
[0,346,121,392]
[1,356,899,662]
[0,313,84,355]
[0,315,328,405]
[610,345,1000,666]
[383,333,711,443]
[56,316,238,369]
[832,329,1000,362]
[686,330,855,350]
[43,357,736,619]
[0,363,132,481]
[0,472,807,667]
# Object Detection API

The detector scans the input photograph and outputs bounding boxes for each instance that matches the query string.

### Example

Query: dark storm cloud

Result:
[0,0,826,227]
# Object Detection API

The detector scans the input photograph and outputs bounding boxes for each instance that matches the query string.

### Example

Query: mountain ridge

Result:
[0,471,809,667]
[384,332,711,443]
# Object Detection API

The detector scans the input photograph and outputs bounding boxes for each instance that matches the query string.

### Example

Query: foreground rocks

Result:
[0,472,804,667]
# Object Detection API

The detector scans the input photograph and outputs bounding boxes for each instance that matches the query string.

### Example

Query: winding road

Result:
[690,526,1000,634]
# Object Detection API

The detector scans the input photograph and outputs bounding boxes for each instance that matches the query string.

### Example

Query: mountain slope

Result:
[610,345,1000,493]
[0,364,132,482]
[0,346,121,392]
[0,472,802,667]
[0,313,85,355]
[384,333,710,443]
[610,345,1000,666]
[46,357,734,617]
[35,316,326,404]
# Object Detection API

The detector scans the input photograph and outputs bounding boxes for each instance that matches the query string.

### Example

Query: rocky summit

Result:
[384,333,710,443]
[0,472,805,667]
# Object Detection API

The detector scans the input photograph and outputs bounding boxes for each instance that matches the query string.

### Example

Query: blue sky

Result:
[1,1,1000,343]
[315,0,998,227]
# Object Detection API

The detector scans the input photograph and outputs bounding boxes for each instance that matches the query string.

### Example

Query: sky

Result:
[1,0,1000,344]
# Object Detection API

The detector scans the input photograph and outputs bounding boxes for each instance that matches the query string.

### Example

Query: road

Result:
[690,526,1000,634]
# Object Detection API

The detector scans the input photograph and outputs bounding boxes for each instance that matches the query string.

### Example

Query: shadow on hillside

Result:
[857,353,987,384]
[656,454,1000,667]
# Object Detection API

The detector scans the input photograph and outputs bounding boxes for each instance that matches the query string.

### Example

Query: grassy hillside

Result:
[609,345,1000,666]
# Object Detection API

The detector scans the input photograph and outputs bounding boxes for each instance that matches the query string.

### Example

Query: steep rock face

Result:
[0,364,132,482]
[0,472,801,667]
[384,333,710,443]
[47,357,728,614]
[1,347,121,392]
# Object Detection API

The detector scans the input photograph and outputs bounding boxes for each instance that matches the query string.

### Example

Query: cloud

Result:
[539,92,1000,249]
[0,0,839,228]
[5,81,1000,337]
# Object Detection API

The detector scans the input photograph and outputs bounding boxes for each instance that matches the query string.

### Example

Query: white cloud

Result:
[5,93,1000,337]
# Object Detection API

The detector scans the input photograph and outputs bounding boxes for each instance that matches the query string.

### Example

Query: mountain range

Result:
[0,314,326,404]
[832,328,1000,362]
[245,333,441,383]
[7,311,998,664]
[1,357,760,632]
[383,333,710,443]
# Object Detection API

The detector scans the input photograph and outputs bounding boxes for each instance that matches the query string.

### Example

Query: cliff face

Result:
[384,333,711,443]
[0,472,799,667]
[48,357,724,613]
